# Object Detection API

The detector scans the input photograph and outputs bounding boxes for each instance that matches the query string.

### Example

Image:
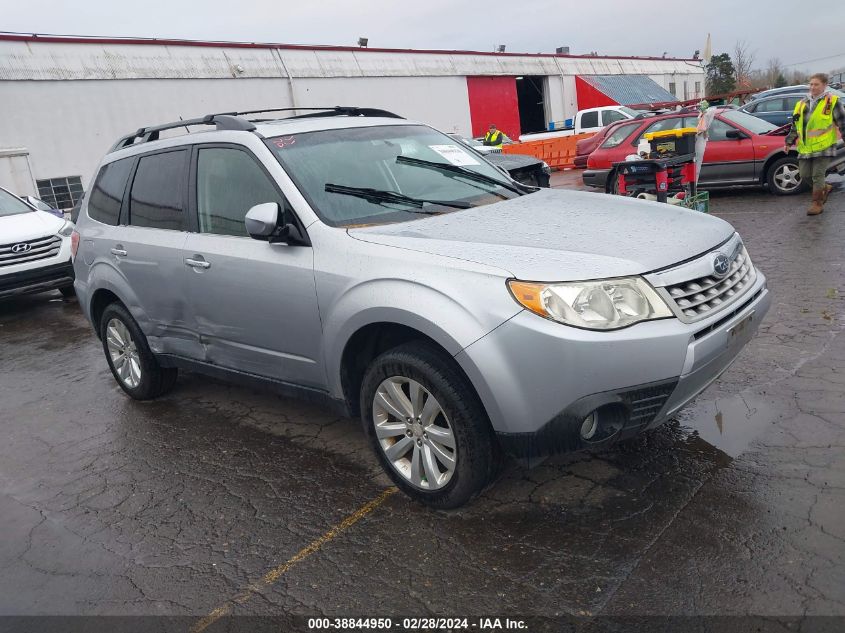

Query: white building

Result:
[0,33,704,207]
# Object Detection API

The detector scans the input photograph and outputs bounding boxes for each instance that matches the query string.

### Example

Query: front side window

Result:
[88,158,133,226]
[581,111,599,128]
[196,148,287,237]
[707,119,735,142]
[602,110,627,125]
[600,121,641,148]
[267,124,520,227]
[755,98,786,113]
[0,188,33,218]
[129,150,188,230]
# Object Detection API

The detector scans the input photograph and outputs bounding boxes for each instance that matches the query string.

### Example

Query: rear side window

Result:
[129,150,188,230]
[600,122,641,148]
[196,147,287,237]
[88,158,133,225]
[581,111,599,128]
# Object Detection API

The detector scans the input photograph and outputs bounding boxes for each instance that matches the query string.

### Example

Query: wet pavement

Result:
[1,180,844,630]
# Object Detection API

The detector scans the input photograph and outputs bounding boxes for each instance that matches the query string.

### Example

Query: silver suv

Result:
[73,107,770,508]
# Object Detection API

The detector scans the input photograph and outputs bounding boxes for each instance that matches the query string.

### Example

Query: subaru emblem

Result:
[713,254,730,278]
[11,243,32,254]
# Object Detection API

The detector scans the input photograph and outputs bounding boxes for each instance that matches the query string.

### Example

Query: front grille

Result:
[0,235,61,268]
[664,247,755,322]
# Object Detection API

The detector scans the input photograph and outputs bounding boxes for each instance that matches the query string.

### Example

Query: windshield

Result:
[0,188,34,218]
[29,198,52,212]
[719,109,778,134]
[619,106,640,118]
[268,124,520,227]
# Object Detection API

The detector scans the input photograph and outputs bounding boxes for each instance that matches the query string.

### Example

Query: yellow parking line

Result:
[191,486,398,633]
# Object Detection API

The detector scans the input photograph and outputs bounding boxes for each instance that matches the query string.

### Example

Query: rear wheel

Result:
[360,341,499,509]
[99,303,178,400]
[767,156,806,195]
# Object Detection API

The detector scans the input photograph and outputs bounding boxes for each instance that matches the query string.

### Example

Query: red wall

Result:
[466,76,521,140]
[574,76,619,111]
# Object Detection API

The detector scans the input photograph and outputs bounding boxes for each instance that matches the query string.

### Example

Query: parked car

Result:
[448,134,550,187]
[583,108,845,195]
[748,85,808,101]
[74,107,770,508]
[520,106,640,141]
[0,185,75,300]
[20,195,64,218]
[574,118,645,168]
[739,94,805,127]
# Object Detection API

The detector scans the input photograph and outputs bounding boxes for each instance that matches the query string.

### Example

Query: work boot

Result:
[807,189,824,216]
[821,183,833,203]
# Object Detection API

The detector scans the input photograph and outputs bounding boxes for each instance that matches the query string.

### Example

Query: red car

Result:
[574,117,647,168]
[583,108,845,195]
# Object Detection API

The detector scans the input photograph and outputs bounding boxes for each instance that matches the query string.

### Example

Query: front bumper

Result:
[455,271,769,465]
[582,168,610,189]
[0,261,75,299]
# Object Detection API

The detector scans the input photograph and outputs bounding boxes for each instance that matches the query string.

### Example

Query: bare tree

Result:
[766,58,787,88]
[733,40,756,87]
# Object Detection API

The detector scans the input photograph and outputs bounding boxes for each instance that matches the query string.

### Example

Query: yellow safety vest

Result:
[484,130,503,147]
[793,94,839,154]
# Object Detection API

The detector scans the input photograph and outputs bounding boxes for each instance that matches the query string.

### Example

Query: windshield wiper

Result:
[395,155,524,195]
[324,183,473,211]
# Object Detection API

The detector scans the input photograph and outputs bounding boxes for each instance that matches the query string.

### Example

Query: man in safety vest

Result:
[785,73,845,215]
[483,123,506,148]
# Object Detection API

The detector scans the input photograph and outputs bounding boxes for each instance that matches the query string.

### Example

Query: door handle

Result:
[110,248,127,257]
[184,258,211,269]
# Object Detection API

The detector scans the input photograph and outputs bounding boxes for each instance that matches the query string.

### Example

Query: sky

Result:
[2,0,845,74]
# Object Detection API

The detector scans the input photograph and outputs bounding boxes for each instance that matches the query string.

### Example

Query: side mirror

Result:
[245,202,280,239]
[244,202,310,246]
[725,129,746,140]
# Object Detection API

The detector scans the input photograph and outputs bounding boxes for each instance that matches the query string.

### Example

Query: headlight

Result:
[507,277,673,330]
[57,220,74,237]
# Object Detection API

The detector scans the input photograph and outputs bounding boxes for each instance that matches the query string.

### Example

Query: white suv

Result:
[0,185,76,299]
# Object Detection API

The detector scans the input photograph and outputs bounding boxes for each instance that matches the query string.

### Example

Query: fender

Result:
[322,276,521,400]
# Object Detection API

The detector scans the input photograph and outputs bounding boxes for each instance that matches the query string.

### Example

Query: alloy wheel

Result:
[105,318,142,389]
[372,377,457,490]
[774,163,801,192]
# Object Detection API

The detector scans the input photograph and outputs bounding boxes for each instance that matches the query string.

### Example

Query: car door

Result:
[699,118,757,184]
[119,148,198,358]
[182,144,324,388]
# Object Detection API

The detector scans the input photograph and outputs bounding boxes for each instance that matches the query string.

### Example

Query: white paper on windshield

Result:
[428,144,480,166]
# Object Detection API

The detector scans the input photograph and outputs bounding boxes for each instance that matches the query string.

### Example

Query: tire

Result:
[59,285,75,299]
[767,156,806,195]
[99,303,178,400]
[360,341,499,509]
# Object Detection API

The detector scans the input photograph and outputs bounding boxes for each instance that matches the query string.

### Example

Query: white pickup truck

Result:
[519,105,641,141]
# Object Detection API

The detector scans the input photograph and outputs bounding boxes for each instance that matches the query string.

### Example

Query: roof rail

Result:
[109,106,404,152]
[109,113,256,152]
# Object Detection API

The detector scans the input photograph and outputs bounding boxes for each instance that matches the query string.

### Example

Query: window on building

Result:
[129,150,188,231]
[684,82,689,100]
[196,147,287,237]
[88,158,134,226]
[580,111,599,128]
[36,176,84,210]
[669,82,676,97]
[695,81,702,98]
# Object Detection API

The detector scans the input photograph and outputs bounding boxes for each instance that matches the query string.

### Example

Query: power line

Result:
[783,52,845,68]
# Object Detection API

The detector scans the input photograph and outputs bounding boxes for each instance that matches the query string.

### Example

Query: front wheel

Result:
[767,156,806,195]
[99,303,178,400]
[360,342,499,509]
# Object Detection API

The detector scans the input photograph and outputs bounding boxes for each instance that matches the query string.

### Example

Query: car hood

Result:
[349,189,735,281]
[485,153,542,170]
[0,210,63,242]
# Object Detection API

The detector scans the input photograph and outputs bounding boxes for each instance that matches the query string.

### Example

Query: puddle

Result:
[674,391,781,458]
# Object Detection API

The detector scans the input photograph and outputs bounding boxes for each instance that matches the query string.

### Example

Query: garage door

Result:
[466,76,521,141]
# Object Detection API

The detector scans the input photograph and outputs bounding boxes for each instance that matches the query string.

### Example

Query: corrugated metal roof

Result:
[580,74,678,105]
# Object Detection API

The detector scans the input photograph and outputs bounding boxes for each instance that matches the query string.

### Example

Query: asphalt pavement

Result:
[1,176,844,632]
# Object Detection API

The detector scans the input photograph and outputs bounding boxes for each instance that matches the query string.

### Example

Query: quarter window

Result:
[88,158,133,226]
[129,150,188,231]
[196,148,287,237]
